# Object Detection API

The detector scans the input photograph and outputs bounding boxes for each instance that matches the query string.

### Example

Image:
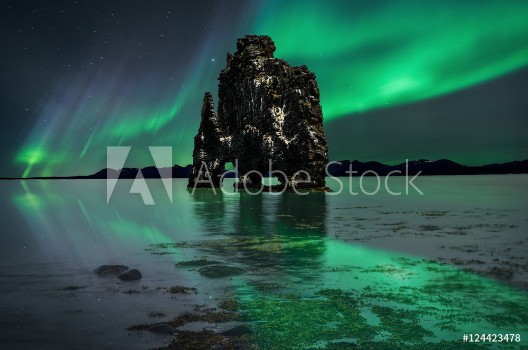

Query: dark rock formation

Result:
[188,35,329,189]
[189,92,225,188]
[93,265,129,275]
[198,265,246,278]
[175,259,221,268]
[147,323,176,335]
[168,285,198,294]
[62,285,88,291]
[117,268,142,281]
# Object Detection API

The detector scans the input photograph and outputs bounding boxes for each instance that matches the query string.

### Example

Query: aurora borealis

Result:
[2,0,528,177]
[3,3,528,347]
[256,1,528,117]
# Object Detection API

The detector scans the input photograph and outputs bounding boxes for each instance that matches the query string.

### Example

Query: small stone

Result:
[147,323,175,335]
[62,285,87,291]
[118,269,142,281]
[175,259,220,268]
[198,265,245,278]
[122,289,140,294]
[326,341,358,349]
[168,285,198,294]
[93,265,129,275]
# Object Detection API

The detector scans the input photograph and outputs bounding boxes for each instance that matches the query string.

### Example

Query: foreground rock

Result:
[188,35,329,190]
[221,325,253,337]
[117,269,142,281]
[62,285,88,291]
[147,323,175,335]
[175,259,220,268]
[93,265,129,275]
[168,285,198,294]
[198,265,246,278]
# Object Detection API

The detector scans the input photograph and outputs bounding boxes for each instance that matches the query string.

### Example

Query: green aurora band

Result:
[14,0,528,177]
[254,0,528,119]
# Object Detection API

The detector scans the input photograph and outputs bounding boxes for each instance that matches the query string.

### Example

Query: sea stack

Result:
[188,35,329,190]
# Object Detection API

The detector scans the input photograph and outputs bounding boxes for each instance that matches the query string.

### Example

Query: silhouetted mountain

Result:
[480,160,528,174]
[326,160,393,176]
[327,159,528,176]
[2,159,527,180]
[79,165,194,179]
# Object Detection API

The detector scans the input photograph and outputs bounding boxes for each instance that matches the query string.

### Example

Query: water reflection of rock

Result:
[189,190,327,287]
[187,188,225,234]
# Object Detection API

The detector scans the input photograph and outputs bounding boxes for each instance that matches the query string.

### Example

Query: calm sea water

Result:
[0,176,527,349]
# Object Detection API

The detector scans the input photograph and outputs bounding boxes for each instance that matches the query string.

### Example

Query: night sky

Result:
[1,0,527,177]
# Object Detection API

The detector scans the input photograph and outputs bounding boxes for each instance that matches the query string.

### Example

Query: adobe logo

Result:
[106,146,172,205]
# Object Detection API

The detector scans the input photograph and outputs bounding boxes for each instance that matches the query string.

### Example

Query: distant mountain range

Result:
[325,159,528,176]
[2,159,527,180]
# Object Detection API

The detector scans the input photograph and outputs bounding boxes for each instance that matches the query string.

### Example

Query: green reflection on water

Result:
[188,186,528,348]
[9,179,528,348]
[232,239,528,349]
